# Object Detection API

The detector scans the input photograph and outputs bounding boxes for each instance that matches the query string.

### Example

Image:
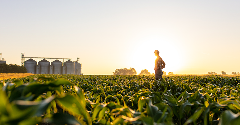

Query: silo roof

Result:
[65,60,73,63]
[39,59,49,62]
[26,59,37,62]
[53,60,62,62]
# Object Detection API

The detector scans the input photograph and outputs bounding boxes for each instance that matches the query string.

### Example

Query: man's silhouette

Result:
[154,50,165,80]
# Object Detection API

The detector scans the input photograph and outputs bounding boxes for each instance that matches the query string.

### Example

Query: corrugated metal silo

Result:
[74,62,81,75]
[0,60,6,64]
[38,59,50,74]
[52,60,62,74]
[62,65,66,74]
[36,65,40,74]
[50,65,53,74]
[64,60,74,74]
[24,59,37,74]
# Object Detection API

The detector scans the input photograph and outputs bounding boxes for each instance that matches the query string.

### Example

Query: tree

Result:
[113,68,137,75]
[208,72,217,75]
[0,64,27,73]
[139,69,151,75]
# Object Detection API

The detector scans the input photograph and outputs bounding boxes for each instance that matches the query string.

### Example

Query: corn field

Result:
[1,74,240,125]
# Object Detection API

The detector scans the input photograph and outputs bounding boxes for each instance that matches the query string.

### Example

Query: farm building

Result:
[0,60,6,64]
[0,53,6,64]
[22,54,81,75]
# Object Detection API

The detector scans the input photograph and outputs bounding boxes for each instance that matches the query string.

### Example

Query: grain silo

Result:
[24,59,37,74]
[50,65,53,74]
[38,59,50,74]
[22,54,82,74]
[0,53,6,64]
[36,65,40,74]
[74,61,81,75]
[52,60,62,74]
[64,60,74,74]
[62,65,66,74]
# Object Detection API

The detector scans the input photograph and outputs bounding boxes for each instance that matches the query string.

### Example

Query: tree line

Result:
[0,64,27,73]
[113,68,152,75]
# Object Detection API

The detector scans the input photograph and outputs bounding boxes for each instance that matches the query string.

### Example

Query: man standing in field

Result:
[154,50,165,80]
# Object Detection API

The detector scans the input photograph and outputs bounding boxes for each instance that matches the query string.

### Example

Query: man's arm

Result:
[161,60,165,69]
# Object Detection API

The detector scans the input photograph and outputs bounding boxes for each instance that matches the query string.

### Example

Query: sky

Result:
[1,0,240,75]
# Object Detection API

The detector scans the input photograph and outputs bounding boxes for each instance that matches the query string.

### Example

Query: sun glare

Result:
[127,38,186,74]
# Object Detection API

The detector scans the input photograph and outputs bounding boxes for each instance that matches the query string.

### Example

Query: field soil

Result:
[0,73,33,80]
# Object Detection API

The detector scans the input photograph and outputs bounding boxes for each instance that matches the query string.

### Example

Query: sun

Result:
[127,46,156,74]
[127,38,186,75]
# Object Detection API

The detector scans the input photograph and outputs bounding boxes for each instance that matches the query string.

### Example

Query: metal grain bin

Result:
[74,62,81,75]
[36,65,40,74]
[52,60,62,74]
[50,65,53,74]
[64,60,74,74]
[62,65,66,74]
[38,59,50,74]
[24,59,37,74]
[0,60,6,64]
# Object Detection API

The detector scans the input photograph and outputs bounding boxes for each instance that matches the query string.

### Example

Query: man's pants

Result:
[155,69,162,80]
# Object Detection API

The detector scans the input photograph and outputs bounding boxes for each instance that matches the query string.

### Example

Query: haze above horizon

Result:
[1,1,240,75]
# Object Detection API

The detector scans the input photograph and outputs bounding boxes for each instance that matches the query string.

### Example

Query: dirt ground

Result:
[0,73,33,80]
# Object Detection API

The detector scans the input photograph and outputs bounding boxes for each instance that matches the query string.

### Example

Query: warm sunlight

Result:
[127,37,187,74]
[2,1,240,75]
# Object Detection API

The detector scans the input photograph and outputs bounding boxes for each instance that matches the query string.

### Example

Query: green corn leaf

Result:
[141,116,154,125]
[219,110,240,125]
[37,76,55,81]
[2,82,11,95]
[98,107,108,120]
[9,85,27,102]
[45,113,82,125]
[138,97,147,112]
[48,78,73,87]
[0,82,3,88]
[92,104,104,120]
[23,83,49,96]
[56,95,84,115]
[98,119,111,125]
[203,106,210,125]
[5,106,35,124]
[164,95,178,107]
[112,116,124,125]
[13,79,23,86]
[220,100,240,110]
[106,102,119,110]
[184,107,204,125]
[122,115,141,122]
[18,118,38,125]
[14,95,55,117]
[34,95,55,117]
[146,99,167,123]
[180,100,193,119]
[56,94,91,125]
[177,90,189,102]
[0,89,9,116]
[74,86,86,108]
